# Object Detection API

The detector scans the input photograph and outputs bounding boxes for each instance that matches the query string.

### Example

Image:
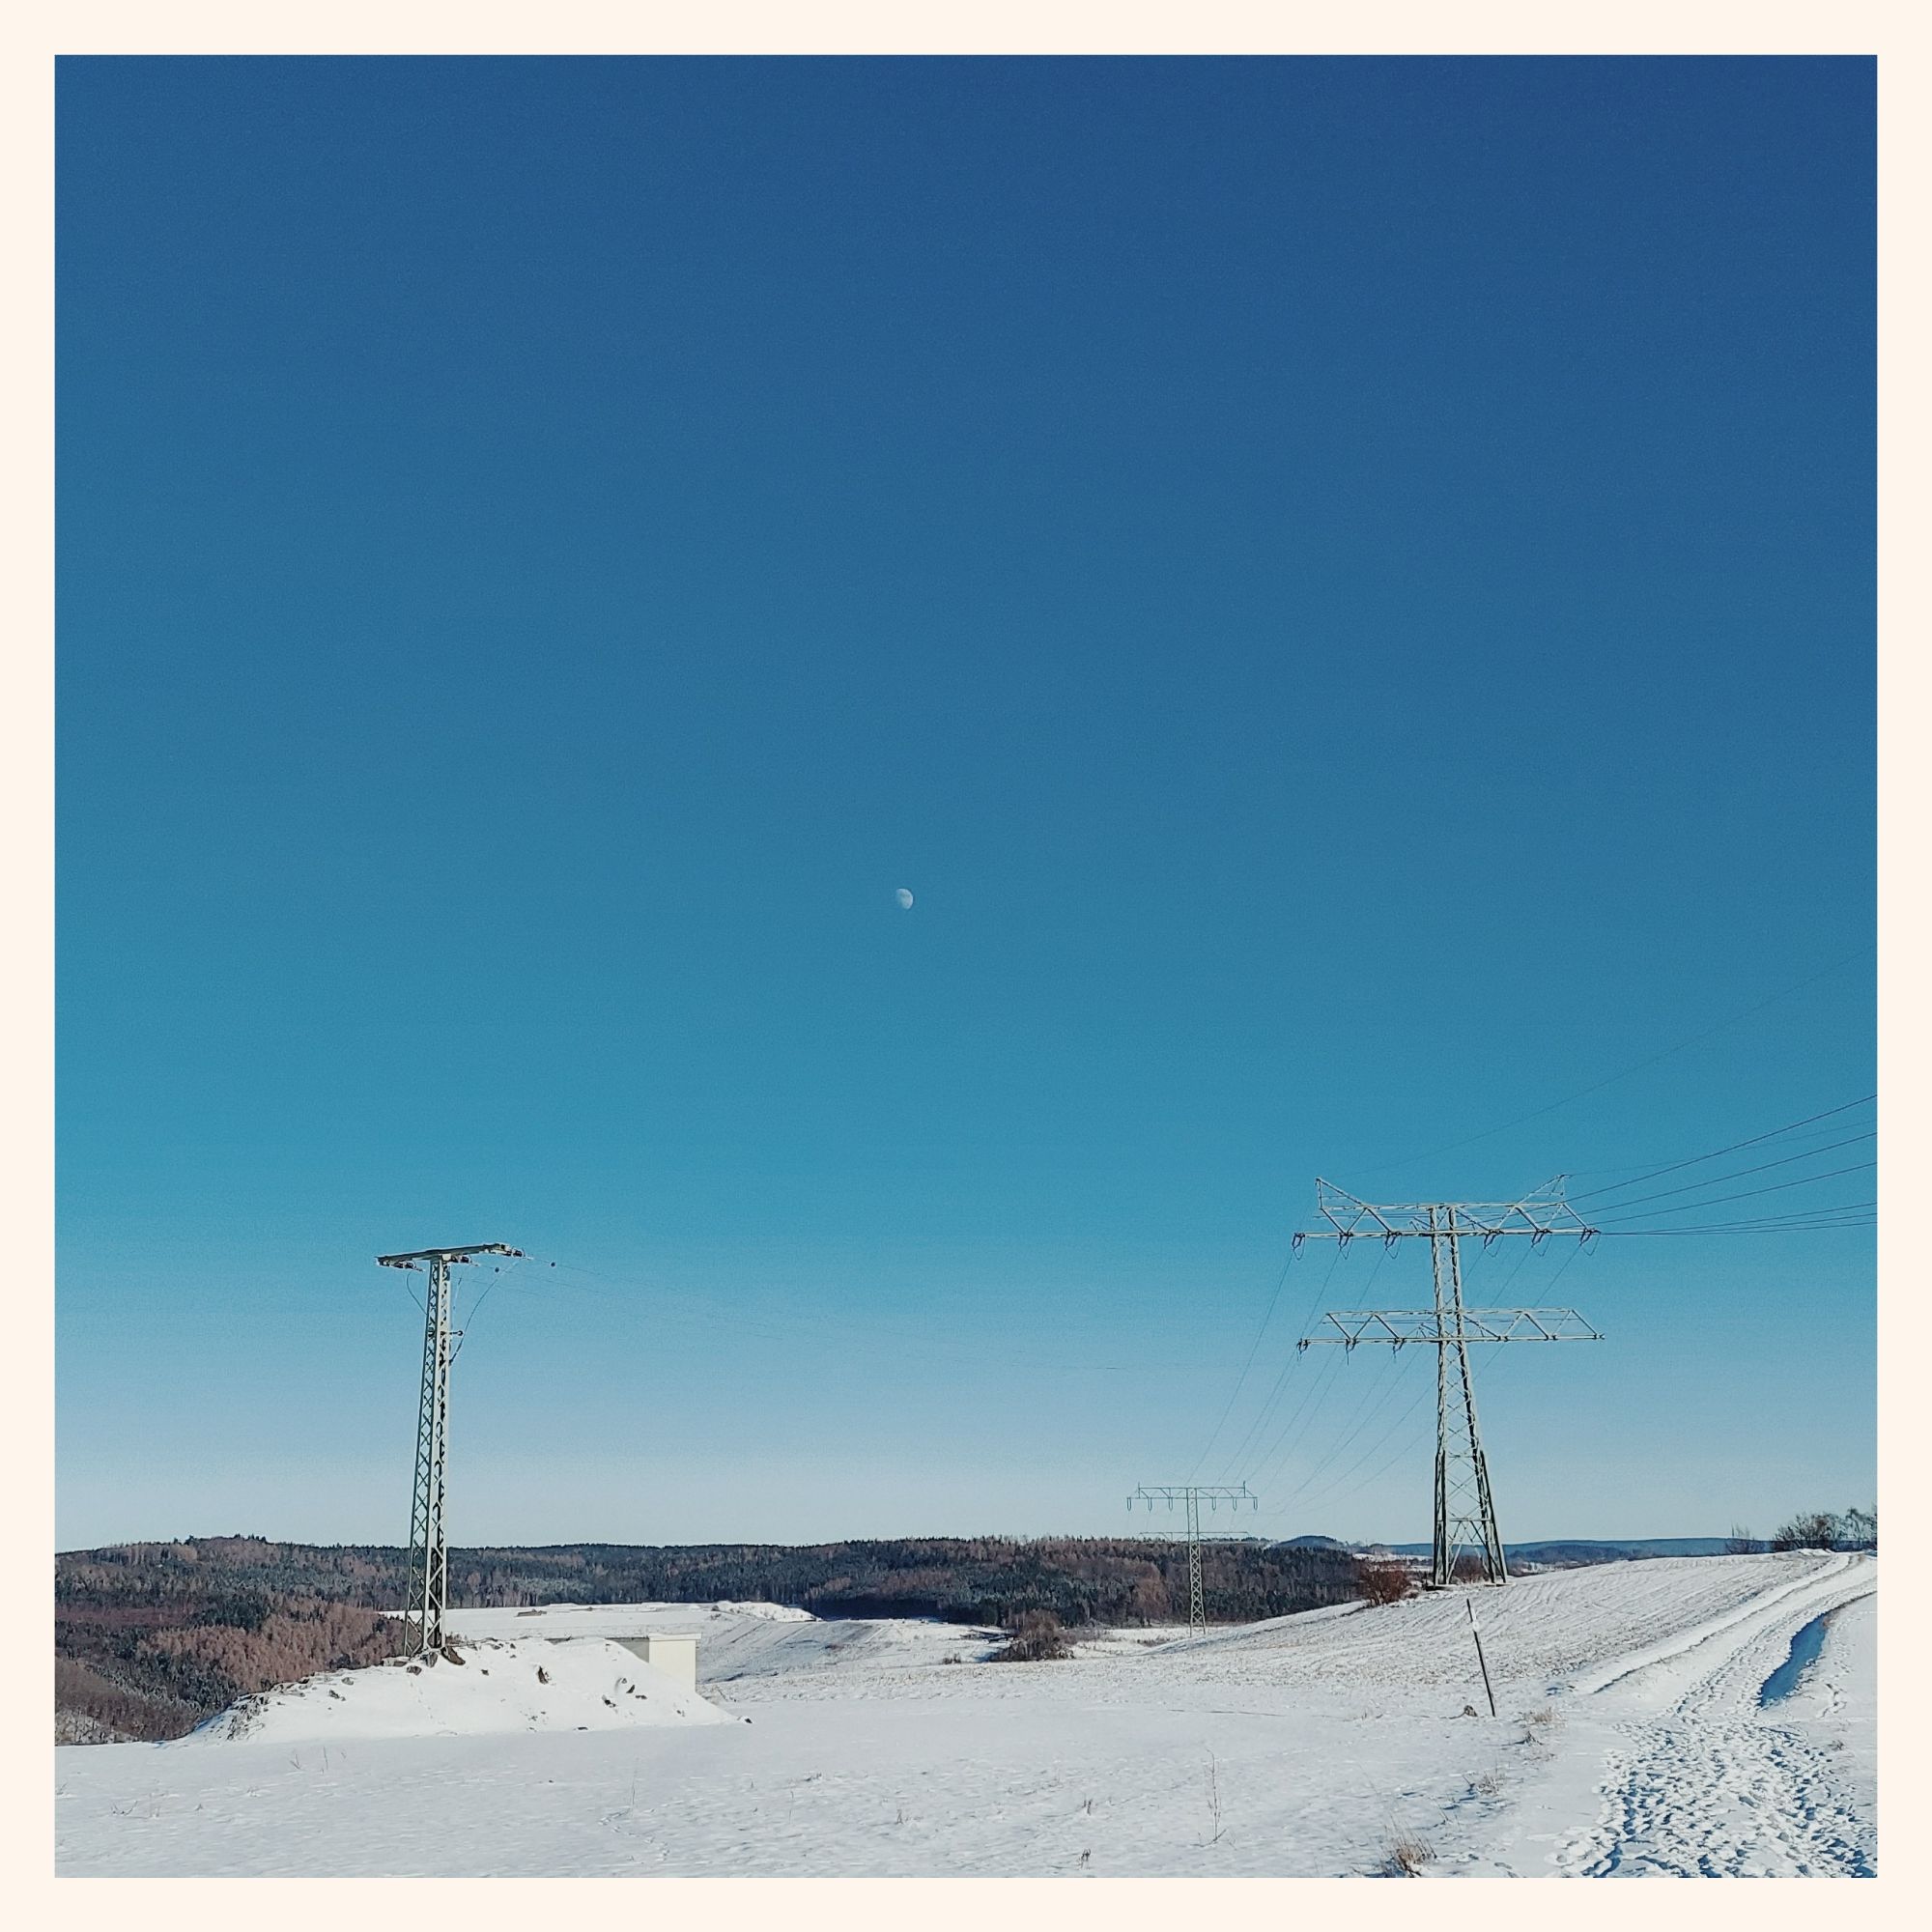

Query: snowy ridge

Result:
[1559,1551,1861,1698]
[447,1599,1001,1682]
[181,1637,730,1745]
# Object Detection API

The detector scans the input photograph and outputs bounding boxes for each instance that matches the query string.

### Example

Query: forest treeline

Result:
[56,1533,1362,1740]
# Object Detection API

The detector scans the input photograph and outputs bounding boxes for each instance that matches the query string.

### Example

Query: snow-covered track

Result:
[1555,1559,1876,1878]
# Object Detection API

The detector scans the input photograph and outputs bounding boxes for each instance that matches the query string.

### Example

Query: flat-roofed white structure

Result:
[612,1632,697,1691]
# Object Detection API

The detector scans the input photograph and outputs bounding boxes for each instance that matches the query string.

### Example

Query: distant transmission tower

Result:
[1128,1483,1258,1634]
[378,1243,523,1653]
[1293,1180,1601,1589]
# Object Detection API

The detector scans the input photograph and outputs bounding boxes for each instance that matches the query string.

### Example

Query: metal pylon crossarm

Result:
[1301,1309,1602,1349]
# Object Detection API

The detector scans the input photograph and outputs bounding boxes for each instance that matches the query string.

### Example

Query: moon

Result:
[895,888,915,910]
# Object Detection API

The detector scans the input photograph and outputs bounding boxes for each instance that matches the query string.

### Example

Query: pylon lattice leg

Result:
[1429,1212,1507,1587]
[407,1258,455,1652]
[1186,1491,1206,1636]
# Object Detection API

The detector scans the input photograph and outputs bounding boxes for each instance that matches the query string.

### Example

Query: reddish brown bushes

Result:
[1353,1556,1419,1605]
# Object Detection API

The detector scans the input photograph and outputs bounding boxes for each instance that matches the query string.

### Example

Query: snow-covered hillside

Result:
[444,1599,1002,1681]
[55,1552,1875,1878]
[185,1637,727,1745]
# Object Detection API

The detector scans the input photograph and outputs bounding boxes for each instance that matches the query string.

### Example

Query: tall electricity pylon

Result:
[1293,1180,1601,1589]
[1128,1484,1258,1634]
[378,1243,523,1653]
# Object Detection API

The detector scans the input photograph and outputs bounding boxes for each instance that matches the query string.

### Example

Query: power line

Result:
[1238,1340,1348,1489]
[1576,1130,1873,1215]
[1284,1383,1435,1515]
[1598,1207,1874,1237]
[1593,1160,1875,1224]
[1186,1243,1299,1483]
[1354,948,1872,1176]
[504,1250,1160,1379]
[1303,1405,1436,1515]
[1566,1094,1875,1201]
[1293,1335,1520,1521]
[1215,1242,1367,1483]
[1596,1197,1874,1234]
[1258,1347,1407,1499]
[1559,1118,1871,1180]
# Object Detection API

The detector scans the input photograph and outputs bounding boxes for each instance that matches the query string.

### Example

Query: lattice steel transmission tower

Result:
[378,1243,523,1653]
[1293,1180,1601,1589]
[1128,1484,1258,1634]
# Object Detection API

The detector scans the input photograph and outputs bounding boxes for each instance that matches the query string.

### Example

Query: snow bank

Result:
[445,1600,808,1644]
[181,1637,730,1745]
[446,1599,998,1682]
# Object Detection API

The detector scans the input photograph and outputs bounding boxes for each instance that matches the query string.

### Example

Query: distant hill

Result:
[1376,1537,1734,1565]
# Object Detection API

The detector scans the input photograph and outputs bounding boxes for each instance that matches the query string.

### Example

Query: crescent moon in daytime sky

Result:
[895,888,915,910]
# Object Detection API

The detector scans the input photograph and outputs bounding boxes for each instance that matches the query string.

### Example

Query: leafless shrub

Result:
[1353,1557,1418,1606]
[991,1609,1070,1662]
[1381,1831,1436,1876]
[1517,1710,1561,1751]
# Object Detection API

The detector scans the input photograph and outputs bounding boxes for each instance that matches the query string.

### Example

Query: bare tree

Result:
[1770,1511,1840,1551]
[1724,1525,1761,1555]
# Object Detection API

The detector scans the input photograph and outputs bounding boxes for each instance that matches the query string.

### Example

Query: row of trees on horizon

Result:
[1725,1506,1877,1553]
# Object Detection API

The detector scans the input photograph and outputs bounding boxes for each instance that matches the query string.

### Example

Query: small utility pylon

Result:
[378,1243,523,1653]
[1128,1484,1258,1634]
[1293,1180,1601,1589]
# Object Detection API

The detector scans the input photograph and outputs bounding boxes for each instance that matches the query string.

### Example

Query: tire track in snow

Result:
[1559,1568,1875,1878]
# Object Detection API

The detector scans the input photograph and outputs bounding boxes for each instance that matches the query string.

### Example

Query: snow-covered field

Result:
[54,1551,1875,1878]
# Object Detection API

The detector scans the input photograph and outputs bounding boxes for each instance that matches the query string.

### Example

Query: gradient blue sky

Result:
[57,56,1874,1552]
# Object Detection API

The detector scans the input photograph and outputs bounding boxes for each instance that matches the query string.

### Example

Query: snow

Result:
[442,1599,1000,1682]
[55,1552,1876,1877]
[1450,1552,1876,1877]
[181,1637,728,1745]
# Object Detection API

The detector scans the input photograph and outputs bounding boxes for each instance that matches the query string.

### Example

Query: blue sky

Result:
[57,56,1874,1552]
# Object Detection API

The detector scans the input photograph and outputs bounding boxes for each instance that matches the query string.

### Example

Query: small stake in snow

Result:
[1466,1600,1496,1718]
